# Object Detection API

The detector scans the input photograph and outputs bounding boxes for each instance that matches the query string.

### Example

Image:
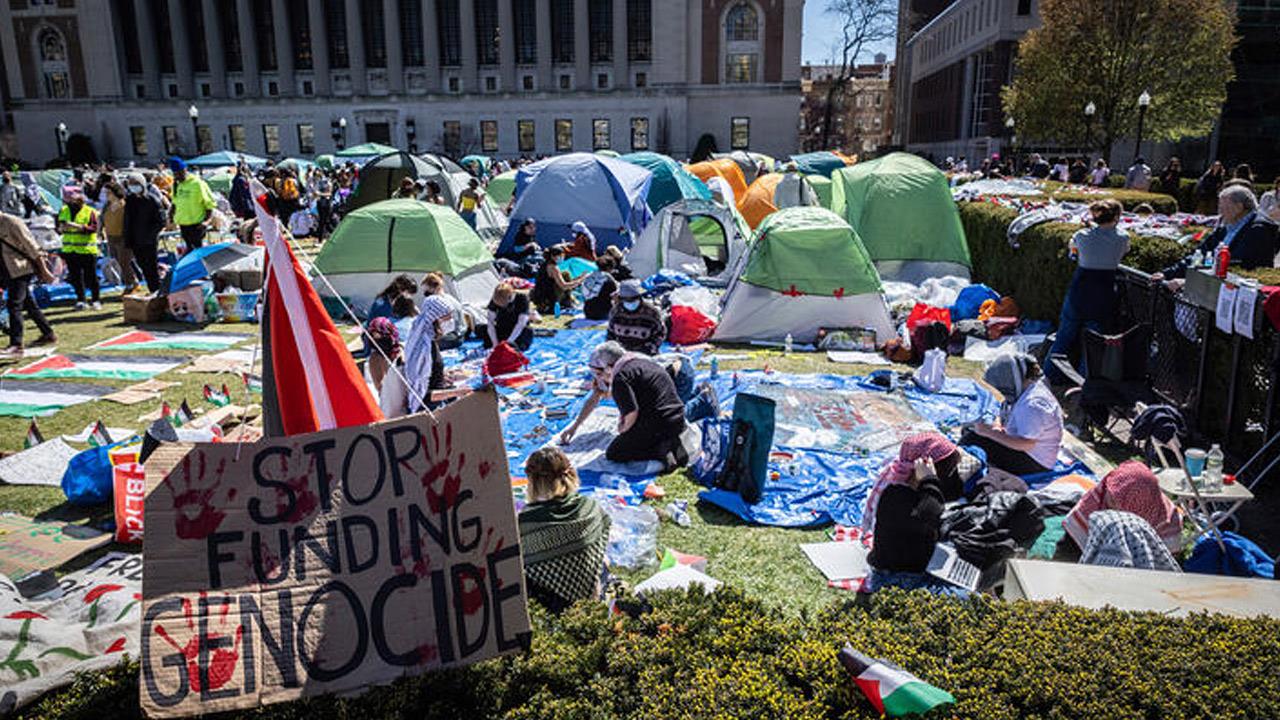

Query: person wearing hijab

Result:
[1065,461,1182,553]
[56,185,101,310]
[860,433,970,598]
[963,353,1064,475]
[403,295,455,413]
[367,317,410,417]
[566,221,598,262]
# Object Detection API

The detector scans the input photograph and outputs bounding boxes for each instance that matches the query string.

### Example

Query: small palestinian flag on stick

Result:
[838,644,954,717]
[177,400,195,426]
[203,383,231,407]
[88,420,113,448]
[25,420,44,449]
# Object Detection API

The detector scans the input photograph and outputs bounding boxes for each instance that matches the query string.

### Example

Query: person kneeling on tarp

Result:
[860,433,973,598]
[559,341,690,470]
[962,353,1063,476]
[519,447,611,613]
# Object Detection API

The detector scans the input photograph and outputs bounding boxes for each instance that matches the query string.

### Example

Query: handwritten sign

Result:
[0,513,112,578]
[140,389,530,717]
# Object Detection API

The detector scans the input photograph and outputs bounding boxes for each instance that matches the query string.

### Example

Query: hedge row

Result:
[959,202,1187,320]
[21,588,1280,720]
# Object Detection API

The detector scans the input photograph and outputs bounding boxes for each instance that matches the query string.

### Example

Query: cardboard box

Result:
[122,293,167,324]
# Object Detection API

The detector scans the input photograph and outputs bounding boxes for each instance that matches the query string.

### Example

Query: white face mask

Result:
[127,184,144,195]
[622,299,641,312]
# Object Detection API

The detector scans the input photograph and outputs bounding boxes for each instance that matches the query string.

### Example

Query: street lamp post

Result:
[188,105,200,154]
[338,117,347,150]
[1083,101,1096,156]
[54,122,68,160]
[406,118,417,154]
[1004,116,1016,172]
[1134,90,1151,163]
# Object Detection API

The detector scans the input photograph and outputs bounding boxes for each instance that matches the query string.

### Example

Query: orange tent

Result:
[738,173,821,229]
[686,159,748,205]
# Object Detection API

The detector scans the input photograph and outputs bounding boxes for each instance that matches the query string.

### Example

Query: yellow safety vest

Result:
[58,204,98,255]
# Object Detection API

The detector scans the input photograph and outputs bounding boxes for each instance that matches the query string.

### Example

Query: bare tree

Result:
[816,0,897,151]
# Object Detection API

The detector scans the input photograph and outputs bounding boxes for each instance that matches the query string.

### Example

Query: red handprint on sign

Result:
[459,529,507,616]
[166,451,232,540]
[153,593,243,694]
[273,449,320,524]
[420,423,465,514]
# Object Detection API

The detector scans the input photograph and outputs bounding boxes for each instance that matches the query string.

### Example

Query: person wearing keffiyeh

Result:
[1065,461,1183,553]
[403,295,455,413]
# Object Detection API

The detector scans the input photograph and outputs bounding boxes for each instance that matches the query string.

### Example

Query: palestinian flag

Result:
[89,330,250,352]
[4,354,184,381]
[88,421,113,447]
[175,400,195,427]
[838,644,954,717]
[25,420,44,449]
[203,383,231,407]
[0,381,115,417]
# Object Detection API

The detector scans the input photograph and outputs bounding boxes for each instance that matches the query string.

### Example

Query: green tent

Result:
[336,142,399,158]
[807,174,833,209]
[205,169,234,195]
[830,152,970,282]
[487,169,518,207]
[315,154,336,169]
[345,151,457,211]
[312,199,498,316]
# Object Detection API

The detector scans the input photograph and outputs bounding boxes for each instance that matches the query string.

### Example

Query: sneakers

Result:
[0,345,23,359]
[91,301,102,310]
[74,301,86,310]
[31,333,57,347]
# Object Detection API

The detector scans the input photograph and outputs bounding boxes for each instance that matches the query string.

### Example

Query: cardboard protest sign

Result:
[140,389,530,717]
[0,514,112,578]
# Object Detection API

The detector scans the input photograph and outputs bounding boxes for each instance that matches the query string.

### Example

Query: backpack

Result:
[714,393,775,505]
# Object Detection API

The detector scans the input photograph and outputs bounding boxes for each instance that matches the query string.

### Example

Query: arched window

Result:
[722,2,760,84]
[37,28,70,99]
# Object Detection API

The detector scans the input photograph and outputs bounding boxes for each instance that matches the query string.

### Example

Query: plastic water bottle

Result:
[1191,249,1204,268]
[784,333,793,356]
[553,300,560,317]
[709,357,719,379]
[1203,444,1224,493]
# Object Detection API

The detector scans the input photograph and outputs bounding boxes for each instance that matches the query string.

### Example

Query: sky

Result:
[802,1,897,66]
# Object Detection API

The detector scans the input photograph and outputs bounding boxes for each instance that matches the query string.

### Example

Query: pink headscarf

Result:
[1065,461,1181,551]
[862,433,958,536]
[61,184,84,204]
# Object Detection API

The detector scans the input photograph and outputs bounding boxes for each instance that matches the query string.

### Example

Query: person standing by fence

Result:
[1047,199,1128,383]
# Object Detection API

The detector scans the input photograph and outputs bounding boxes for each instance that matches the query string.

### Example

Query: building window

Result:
[130,126,148,156]
[476,0,499,66]
[1017,0,1031,14]
[188,0,210,73]
[438,0,462,67]
[233,81,245,96]
[559,74,572,90]
[302,79,314,95]
[485,76,497,92]
[116,0,142,73]
[288,0,313,69]
[229,125,247,151]
[196,125,213,154]
[722,1,760,83]
[37,28,70,99]
[297,124,315,154]
[725,54,757,83]
[592,119,611,150]
[326,0,349,68]
[627,0,652,61]
[199,82,211,97]
[725,2,758,41]
[518,119,536,152]
[364,0,387,67]
[448,76,460,92]
[263,124,281,155]
[400,0,425,66]
[522,74,535,90]
[442,121,461,155]
[514,0,537,64]
[555,119,573,151]
[597,73,609,89]
[589,0,612,63]
[731,117,750,149]
[634,72,647,87]
[630,117,649,151]
[267,80,279,96]
[218,1,243,71]
[481,120,499,152]
[153,0,175,73]
[551,0,574,63]
[167,83,179,98]
[254,0,277,71]
[135,84,146,99]
[162,126,179,155]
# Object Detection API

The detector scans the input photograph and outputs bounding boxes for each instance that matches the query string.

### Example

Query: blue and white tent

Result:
[186,150,268,169]
[498,153,653,254]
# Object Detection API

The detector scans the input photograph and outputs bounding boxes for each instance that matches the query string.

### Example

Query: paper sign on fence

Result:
[1233,285,1258,339]
[1215,284,1237,334]
[139,389,530,718]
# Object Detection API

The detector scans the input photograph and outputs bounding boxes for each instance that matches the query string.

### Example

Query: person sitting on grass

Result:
[518,447,611,613]
[861,433,971,598]
[566,221,598,262]
[559,341,690,470]
[530,245,584,315]
[404,295,456,413]
[484,281,534,351]
[607,280,666,355]
[603,245,634,280]
[366,317,410,418]
[370,275,417,322]
[421,271,470,349]
[390,292,419,341]
[962,353,1063,476]
[581,255,619,321]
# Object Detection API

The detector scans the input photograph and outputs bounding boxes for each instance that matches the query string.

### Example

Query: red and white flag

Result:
[251,180,383,435]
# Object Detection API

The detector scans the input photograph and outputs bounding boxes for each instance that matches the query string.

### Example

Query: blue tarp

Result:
[499,153,653,255]
[167,243,258,292]
[790,151,847,178]
[187,150,268,168]
[621,152,712,213]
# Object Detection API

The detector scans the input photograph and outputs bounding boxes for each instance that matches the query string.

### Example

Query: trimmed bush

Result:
[19,589,1280,719]
[959,202,1187,319]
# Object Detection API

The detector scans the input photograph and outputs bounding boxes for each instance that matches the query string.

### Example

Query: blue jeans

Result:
[863,568,972,598]
[1047,268,1116,384]
[660,353,715,422]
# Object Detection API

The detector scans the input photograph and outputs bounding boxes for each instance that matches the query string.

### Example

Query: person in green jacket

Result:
[169,156,215,250]
[56,185,100,310]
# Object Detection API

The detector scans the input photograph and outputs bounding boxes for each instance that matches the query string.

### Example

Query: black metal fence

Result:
[1118,267,1280,462]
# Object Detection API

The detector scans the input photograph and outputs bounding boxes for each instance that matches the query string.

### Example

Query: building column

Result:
[166,0,194,97]
[272,0,294,95]
[499,0,516,91]
[460,0,478,91]
[134,0,161,99]
[574,0,589,89]
[611,0,627,88]
[236,0,260,96]
[422,0,441,92]
[535,0,552,89]
[384,0,404,92]
[307,0,330,95]
[201,0,227,97]
[344,0,367,94]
